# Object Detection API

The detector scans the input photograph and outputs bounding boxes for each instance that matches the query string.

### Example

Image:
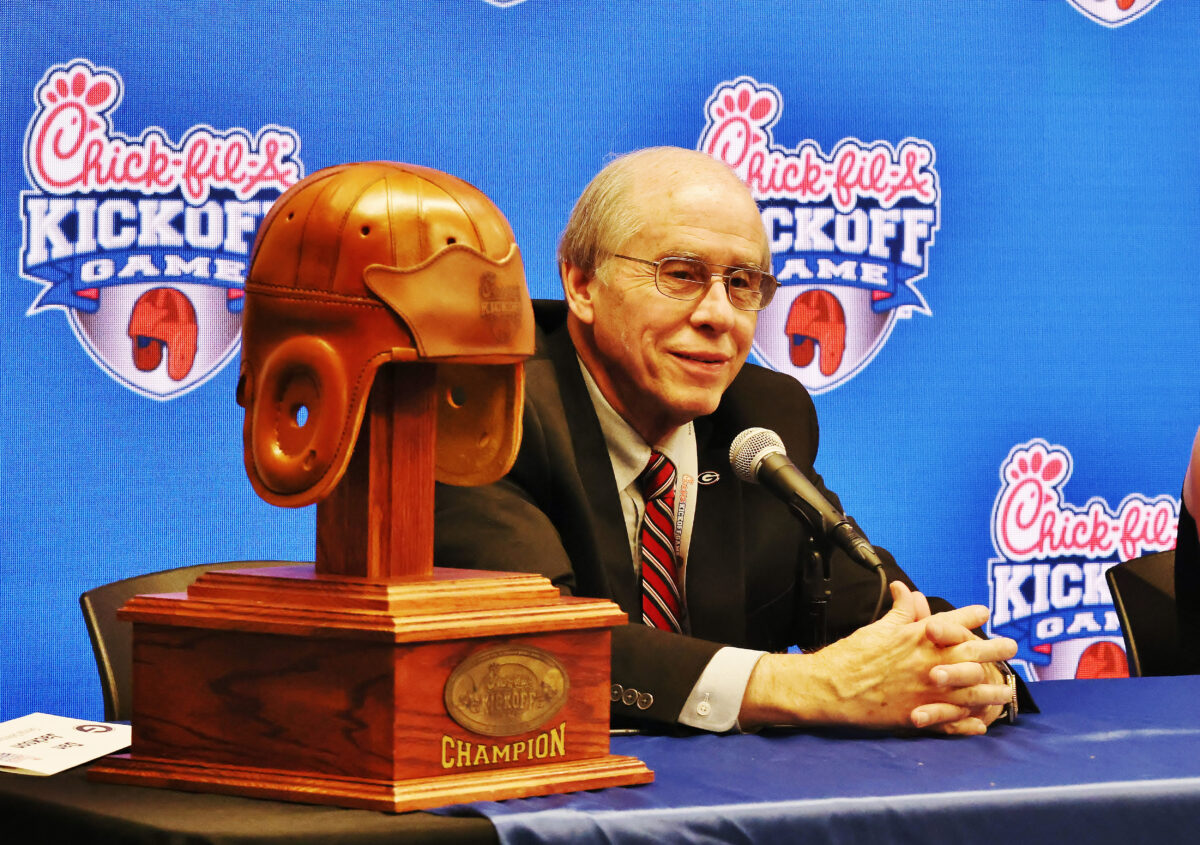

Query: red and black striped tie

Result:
[637,450,683,633]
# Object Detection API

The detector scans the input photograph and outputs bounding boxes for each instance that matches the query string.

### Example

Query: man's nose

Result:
[689,275,739,330]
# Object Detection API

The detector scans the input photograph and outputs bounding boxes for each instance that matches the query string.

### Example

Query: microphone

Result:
[729,427,884,573]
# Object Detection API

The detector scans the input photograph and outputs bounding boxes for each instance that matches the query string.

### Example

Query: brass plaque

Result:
[444,645,569,737]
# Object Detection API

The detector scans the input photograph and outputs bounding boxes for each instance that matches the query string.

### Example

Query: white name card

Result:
[0,713,131,776]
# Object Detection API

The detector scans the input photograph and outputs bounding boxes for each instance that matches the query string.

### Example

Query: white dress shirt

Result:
[578,360,764,732]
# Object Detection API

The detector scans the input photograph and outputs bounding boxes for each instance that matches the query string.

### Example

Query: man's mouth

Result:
[670,350,729,368]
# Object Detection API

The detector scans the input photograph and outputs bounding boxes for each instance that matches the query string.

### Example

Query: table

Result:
[451,676,1200,843]
[4,677,1198,843]
[0,765,497,844]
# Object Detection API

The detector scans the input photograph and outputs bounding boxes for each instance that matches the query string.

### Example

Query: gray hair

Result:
[557,147,766,281]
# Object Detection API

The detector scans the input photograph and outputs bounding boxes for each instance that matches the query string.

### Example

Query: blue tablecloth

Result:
[445,676,1200,843]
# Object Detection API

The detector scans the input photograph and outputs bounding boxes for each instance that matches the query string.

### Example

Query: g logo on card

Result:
[698,77,939,394]
[19,59,304,400]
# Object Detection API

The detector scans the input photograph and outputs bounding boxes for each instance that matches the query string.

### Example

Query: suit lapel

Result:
[544,324,641,617]
[684,412,748,645]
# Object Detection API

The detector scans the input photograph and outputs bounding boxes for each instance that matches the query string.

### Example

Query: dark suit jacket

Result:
[435,300,936,725]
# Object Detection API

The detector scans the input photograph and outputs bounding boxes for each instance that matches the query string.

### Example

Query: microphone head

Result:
[729,427,786,483]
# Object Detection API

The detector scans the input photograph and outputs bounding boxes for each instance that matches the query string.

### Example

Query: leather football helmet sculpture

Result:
[237,162,534,507]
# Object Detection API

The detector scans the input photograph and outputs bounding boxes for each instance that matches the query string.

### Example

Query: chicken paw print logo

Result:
[1066,0,1162,28]
[987,439,1178,681]
[19,59,303,400]
[698,76,939,393]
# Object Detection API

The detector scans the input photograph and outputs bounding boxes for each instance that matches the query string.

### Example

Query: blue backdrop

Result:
[2,0,1197,719]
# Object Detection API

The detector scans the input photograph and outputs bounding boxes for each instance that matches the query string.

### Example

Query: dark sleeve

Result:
[434,372,581,592]
[434,477,579,593]
[1176,497,1200,673]
[732,366,928,640]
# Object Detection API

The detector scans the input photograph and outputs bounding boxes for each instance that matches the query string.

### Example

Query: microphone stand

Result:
[785,497,888,626]
[800,535,832,650]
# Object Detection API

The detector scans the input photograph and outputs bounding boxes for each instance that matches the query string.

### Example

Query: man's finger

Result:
[910,588,932,622]
[930,662,987,688]
[910,702,971,729]
[887,581,917,622]
[944,636,1018,665]
[925,619,977,647]
[940,682,1013,709]
[929,604,991,632]
[928,716,989,736]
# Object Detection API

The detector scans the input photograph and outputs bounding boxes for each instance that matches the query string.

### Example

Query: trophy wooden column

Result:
[90,364,653,812]
[315,363,438,580]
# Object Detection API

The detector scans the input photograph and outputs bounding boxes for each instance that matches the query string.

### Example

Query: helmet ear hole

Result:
[445,383,468,409]
[249,336,350,498]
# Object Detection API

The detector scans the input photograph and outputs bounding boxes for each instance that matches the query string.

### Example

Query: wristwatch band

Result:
[997,662,1018,724]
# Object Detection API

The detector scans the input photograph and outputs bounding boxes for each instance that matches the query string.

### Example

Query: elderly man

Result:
[435,146,1019,734]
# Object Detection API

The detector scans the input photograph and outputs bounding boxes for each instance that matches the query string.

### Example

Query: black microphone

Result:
[729,427,884,573]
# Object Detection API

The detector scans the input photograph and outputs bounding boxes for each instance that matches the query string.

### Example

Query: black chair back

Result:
[1106,550,1179,677]
[80,561,289,721]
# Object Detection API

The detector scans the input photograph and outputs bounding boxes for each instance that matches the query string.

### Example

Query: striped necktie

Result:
[637,450,683,632]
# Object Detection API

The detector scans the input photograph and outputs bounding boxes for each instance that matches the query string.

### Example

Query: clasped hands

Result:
[741,581,1018,735]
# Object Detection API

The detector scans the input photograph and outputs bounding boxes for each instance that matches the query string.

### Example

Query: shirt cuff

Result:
[676,646,766,732]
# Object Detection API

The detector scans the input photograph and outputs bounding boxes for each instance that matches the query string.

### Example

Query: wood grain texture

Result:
[126,626,614,780]
[316,363,436,579]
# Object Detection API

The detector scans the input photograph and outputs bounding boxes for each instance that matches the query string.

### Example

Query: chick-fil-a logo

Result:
[993,439,1178,563]
[26,62,298,204]
[987,439,1178,681]
[19,59,303,400]
[699,77,939,394]
[701,89,935,214]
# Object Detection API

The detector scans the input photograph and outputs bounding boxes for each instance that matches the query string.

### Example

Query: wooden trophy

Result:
[89,162,653,812]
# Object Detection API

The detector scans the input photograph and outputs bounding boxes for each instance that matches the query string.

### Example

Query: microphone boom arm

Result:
[750,449,889,622]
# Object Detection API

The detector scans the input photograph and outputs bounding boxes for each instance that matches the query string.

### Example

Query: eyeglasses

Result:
[612,254,777,312]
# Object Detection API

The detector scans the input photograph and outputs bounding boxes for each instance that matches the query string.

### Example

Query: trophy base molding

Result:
[90,752,652,814]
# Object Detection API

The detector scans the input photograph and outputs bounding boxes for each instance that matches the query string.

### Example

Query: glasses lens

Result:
[654,258,709,299]
[725,268,776,311]
[649,257,777,310]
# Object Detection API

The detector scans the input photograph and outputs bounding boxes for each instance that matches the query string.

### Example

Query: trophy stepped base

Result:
[90,752,653,813]
[89,564,652,813]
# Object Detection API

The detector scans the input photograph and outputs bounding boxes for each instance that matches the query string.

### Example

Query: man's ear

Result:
[561,260,597,325]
